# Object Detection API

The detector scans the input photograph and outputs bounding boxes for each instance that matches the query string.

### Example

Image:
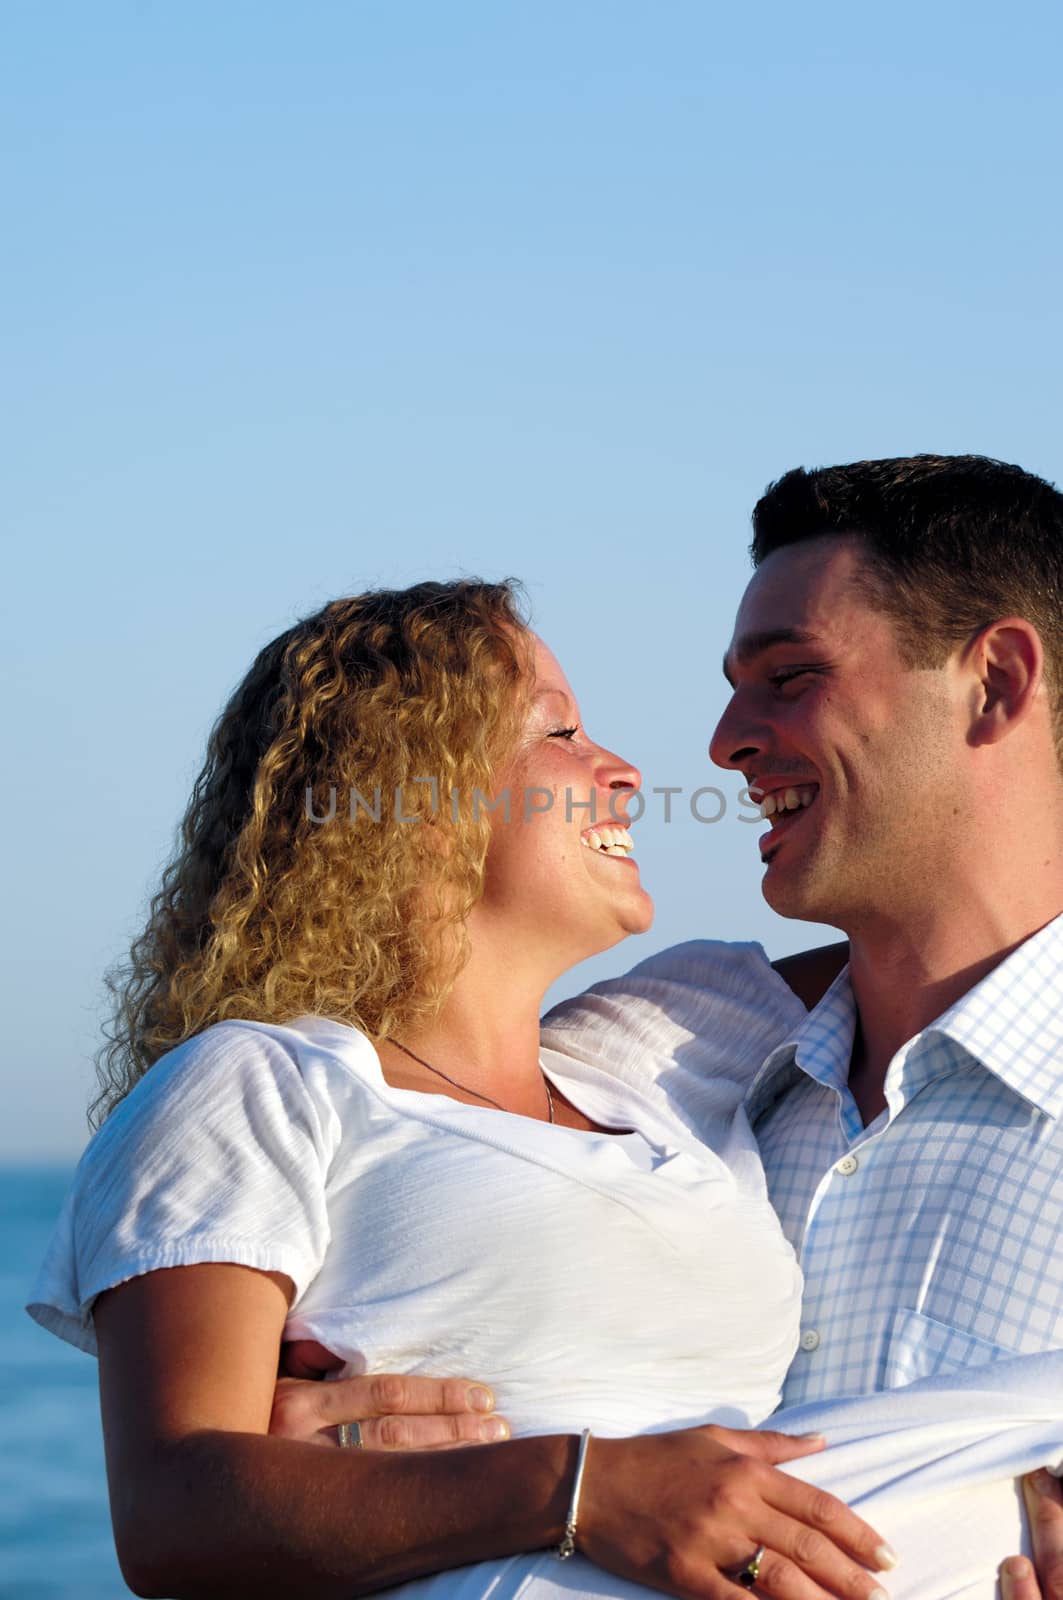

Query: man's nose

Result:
[709,697,762,772]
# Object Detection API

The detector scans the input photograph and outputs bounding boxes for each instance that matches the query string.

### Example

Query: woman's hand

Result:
[580,1425,895,1600]
[272,1338,511,1449]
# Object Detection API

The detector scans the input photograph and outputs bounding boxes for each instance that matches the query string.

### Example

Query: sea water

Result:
[1,1166,126,1598]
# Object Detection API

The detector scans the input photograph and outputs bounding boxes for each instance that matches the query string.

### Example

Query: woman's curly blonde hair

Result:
[92,578,532,1126]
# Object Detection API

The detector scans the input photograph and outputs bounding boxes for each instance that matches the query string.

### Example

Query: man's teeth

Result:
[580,825,635,857]
[759,788,815,819]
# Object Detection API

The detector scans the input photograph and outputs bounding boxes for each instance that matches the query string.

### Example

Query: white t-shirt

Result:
[29,940,805,1437]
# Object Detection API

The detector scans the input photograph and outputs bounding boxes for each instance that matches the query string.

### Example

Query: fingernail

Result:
[1032,1469,1056,1492]
[869,1587,890,1600]
[468,1386,494,1412]
[875,1543,899,1570]
[1003,1558,1030,1581]
[799,1432,826,1443]
[481,1417,510,1441]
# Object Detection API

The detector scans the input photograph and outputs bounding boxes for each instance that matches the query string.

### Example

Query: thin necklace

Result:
[389,1038,556,1124]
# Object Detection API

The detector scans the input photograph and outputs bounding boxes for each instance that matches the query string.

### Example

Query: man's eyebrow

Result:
[722,627,822,685]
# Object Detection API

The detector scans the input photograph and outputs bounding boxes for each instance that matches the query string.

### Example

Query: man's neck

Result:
[845,887,1063,1122]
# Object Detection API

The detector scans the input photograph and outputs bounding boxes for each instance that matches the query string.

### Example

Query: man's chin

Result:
[760,859,827,923]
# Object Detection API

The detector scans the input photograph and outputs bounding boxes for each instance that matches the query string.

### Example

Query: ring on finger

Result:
[737,1545,767,1589]
[337,1421,364,1449]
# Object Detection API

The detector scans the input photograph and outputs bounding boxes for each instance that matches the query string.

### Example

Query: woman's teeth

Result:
[581,825,635,857]
[759,788,815,819]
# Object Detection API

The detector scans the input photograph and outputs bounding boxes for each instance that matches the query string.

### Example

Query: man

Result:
[274,455,1063,1595]
[713,453,1063,1404]
[710,455,1063,1597]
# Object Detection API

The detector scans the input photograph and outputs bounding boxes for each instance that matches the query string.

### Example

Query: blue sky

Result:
[3,0,1061,1158]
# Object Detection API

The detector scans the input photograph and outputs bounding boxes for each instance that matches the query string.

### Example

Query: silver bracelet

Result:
[556,1429,592,1560]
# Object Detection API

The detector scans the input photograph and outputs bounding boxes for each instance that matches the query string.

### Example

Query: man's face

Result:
[711,535,966,929]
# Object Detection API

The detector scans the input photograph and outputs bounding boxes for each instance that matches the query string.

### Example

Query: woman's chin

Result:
[596,890,657,949]
[624,893,656,937]
[521,887,656,975]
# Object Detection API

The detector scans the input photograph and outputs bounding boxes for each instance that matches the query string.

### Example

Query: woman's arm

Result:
[97,1263,892,1600]
[96,1263,573,1599]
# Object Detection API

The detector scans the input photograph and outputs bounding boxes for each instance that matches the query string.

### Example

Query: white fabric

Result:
[28,942,804,1438]
[391,1355,1063,1600]
[540,942,1063,1600]
[745,912,1063,1404]
[28,937,1063,1599]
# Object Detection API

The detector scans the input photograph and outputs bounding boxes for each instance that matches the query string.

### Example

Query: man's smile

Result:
[748,780,821,861]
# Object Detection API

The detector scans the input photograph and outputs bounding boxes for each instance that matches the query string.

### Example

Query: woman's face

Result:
[472,634,654,980]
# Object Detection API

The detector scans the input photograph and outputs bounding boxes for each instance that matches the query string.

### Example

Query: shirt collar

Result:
[747,911,1063,1126]
[746,966,857,1127]
[927,910,1063,1119]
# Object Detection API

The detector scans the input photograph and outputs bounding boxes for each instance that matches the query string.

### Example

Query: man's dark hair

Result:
[751,454,1063,756]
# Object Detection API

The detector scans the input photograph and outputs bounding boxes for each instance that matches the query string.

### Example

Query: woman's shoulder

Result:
[106,1014,381,1128]
[153,1012,376,1072]
[26,1016,380,1357]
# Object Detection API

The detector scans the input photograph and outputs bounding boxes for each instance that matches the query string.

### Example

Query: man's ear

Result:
[966,618,1044,747]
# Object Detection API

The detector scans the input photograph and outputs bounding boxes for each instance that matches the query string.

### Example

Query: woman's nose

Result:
[590,747,642,823]
[602,749,642,795]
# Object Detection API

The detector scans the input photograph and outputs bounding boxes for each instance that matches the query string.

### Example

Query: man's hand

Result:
[1000,1471,1063,1600]
[271,1339,511,1449]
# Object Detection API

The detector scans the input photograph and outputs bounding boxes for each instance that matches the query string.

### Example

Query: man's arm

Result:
[1000,1472,1063,1600]
[772,941,849,1010]
[273,1337,511,1450]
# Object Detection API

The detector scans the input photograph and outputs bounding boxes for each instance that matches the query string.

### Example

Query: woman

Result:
[29,580,1055,1600]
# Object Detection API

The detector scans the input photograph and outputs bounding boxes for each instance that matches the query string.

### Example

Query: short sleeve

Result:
[27,1022,337,1355]
[542,940,807,1144]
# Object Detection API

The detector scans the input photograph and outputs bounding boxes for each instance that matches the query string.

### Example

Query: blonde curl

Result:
[92,579,531,1125]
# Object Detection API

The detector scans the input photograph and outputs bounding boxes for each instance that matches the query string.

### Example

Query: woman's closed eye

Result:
[548,725,579,740]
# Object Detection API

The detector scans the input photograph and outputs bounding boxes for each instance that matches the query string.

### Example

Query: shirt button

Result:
[799,1329,821,1353]
[836,1154,859,1176]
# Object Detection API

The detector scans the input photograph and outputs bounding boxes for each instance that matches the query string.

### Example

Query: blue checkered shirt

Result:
[749,912,1063,1407]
